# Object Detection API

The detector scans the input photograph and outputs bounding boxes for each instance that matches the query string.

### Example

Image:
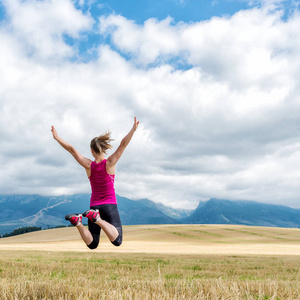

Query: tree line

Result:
[0,225,69,238]
[2,226,42,238]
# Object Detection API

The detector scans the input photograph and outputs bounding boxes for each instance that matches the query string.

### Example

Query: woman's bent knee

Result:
[87,240,99,250]
[111,235,122,247]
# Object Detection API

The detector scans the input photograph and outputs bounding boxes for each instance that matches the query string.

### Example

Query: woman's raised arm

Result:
[106,117,139,173]
[51,126,91,171]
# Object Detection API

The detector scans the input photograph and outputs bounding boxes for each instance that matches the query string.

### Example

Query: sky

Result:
[1,0,300,209]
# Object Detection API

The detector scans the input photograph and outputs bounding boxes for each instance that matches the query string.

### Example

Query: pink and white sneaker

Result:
[83,209,100,222]
[65,213,82,226]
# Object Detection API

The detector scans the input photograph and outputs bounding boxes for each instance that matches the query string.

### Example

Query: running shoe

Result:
[82,209,100,222]
[65,213,82,226]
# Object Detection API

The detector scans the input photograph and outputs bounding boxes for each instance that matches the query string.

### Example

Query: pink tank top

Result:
[89,159,117,206]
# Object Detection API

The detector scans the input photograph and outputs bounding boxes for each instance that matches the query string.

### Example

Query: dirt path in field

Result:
[0,224,299,255]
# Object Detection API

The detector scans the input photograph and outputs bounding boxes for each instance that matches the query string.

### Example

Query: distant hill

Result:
[123,197,192,220]
[117,196,180,225]
[0,195,300,235]
[0,194,81,235]
[183,198,300,228]
[0,194,185,235]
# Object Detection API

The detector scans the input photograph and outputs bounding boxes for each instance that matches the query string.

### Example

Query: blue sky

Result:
[63,1,299,65]
[0,1,295,63]
[0,0,300,209]
[68,0,252,62]
[76,0,250,24]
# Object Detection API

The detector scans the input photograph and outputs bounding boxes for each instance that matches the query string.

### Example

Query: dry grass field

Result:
[0,224,299,299]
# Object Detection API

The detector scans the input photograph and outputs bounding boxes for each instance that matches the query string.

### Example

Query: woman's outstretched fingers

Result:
[51,126,58,139]
[133,117,139,130]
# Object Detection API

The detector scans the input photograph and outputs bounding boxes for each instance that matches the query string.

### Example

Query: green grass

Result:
[0,250,299,299]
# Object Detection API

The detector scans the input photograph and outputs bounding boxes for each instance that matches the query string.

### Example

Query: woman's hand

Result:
[133,117,139,131]
[51,126,58,140]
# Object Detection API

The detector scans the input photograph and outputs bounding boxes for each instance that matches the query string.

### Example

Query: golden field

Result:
[0,224,299,299]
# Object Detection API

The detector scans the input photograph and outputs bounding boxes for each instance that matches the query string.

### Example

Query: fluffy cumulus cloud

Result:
[2,0,93,58]
[0,0,300,209]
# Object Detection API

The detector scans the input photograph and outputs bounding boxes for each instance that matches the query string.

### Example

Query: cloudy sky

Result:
[1,0,300,209]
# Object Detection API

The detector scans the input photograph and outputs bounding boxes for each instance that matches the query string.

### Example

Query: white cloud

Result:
[99,15,181,66]
[2,0,93,59]
[1,0,300,209]
[77,0,85,6]
[99,6,292,92]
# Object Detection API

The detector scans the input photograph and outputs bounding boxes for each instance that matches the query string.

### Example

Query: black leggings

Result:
[87,204,122,249]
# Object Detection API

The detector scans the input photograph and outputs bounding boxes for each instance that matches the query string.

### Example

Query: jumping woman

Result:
[51,117,139,249]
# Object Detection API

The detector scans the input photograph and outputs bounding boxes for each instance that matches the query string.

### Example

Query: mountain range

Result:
[0,194,299,235]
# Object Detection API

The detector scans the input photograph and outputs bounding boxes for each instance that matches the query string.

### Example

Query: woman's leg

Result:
[65,213,96,247]
[86,205,123,246]
[76,223,93,245]
[94,218,118,241]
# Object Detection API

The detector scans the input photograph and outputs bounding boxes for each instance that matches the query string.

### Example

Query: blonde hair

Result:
[90,131,113,155]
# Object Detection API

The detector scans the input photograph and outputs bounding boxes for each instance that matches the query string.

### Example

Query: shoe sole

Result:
[65,213,82,221]
[82,210,100,222]
[82,209,99,217]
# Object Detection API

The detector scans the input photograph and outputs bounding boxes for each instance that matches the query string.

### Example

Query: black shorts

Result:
[87,204,122,249]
